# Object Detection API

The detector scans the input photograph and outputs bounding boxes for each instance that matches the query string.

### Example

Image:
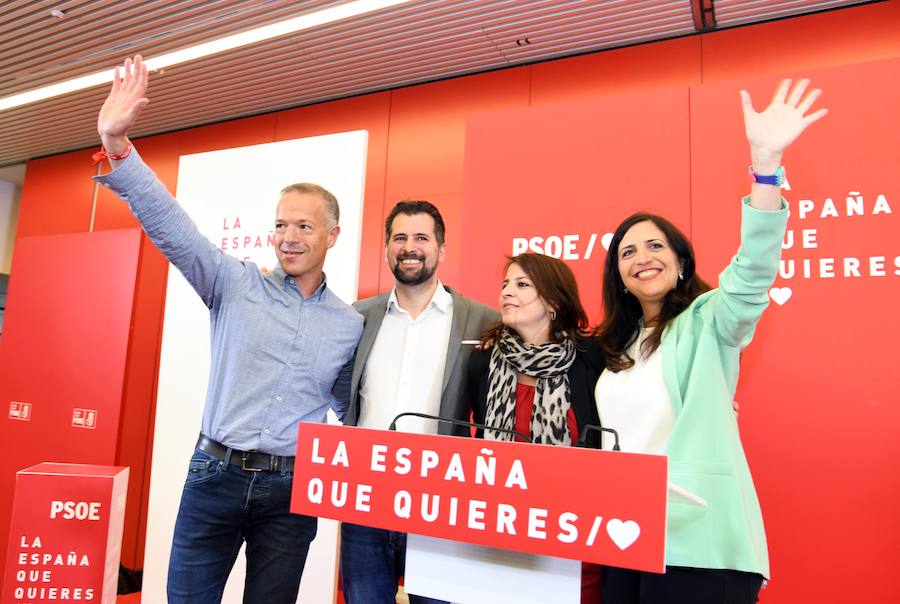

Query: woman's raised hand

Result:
[740,79,827,172]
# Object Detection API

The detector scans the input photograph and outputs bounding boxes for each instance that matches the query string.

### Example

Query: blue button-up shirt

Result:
[95,150,363,455]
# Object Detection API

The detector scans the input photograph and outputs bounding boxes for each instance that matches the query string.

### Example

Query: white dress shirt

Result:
[358,283,454,434]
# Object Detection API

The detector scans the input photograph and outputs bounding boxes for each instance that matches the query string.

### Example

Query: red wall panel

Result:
[385,67,531,200]
[114,237,168,568]
[701,0,900,82]
[384,67,531,290]
[0,229,142,576]
[460,88,692,316]
[690,61,900,603]
[531,36,702,105]
[179,113,278,157]
[460,54,900,603]
[16,150,97,237]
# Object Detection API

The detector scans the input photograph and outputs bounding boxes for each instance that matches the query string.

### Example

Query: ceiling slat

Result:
[0,0,873,166]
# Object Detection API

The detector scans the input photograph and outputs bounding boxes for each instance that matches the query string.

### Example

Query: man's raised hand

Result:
[97,55,149,155]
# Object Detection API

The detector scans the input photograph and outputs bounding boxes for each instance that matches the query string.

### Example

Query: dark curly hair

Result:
[594,213,711,371]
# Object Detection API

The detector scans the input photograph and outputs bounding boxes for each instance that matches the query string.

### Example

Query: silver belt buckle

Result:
[240,452,263,472]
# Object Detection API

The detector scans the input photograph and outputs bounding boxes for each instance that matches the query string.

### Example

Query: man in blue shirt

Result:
[95,55,363,603]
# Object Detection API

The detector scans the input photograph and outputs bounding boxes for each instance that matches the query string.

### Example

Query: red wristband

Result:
[91,143,133,166]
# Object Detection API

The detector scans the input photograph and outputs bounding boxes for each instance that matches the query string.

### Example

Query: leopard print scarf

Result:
[484,328,576,446]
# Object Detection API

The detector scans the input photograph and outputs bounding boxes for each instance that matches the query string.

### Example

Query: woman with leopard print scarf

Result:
[466,252,604,602]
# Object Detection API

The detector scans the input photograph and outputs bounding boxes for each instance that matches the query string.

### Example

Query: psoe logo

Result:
[72,408,98,429]
[9,401,32,421]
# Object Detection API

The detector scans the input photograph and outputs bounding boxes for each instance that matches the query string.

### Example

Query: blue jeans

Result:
[167,448,317,604]
[340,523,448,604]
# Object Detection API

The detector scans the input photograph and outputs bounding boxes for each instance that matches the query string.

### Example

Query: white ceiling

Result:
[0,0,874,167]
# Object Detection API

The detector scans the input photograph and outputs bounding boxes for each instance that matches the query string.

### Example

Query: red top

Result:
[514,382,579,446]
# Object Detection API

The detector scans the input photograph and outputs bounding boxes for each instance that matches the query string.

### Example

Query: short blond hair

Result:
[280,183,339,225]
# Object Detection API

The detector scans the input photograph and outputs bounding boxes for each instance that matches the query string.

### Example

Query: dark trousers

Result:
[167,447,317,604]
[340,522,449,604]
[602,566,764,604]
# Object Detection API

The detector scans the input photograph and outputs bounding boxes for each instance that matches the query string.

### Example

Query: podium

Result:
[291,423,667,602]
[405,534,583,603]
[1,463,129,604]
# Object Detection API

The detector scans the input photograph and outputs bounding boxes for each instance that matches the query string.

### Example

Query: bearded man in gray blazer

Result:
[338,200,497,604]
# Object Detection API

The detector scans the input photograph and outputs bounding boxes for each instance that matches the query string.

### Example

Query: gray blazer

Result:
[346,286,498,436]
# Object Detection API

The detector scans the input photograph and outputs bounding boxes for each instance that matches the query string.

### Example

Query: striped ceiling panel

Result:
[0,0,875,166]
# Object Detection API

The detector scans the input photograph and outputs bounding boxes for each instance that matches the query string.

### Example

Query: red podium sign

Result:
[2,464,129,604]
[291,423,667,572]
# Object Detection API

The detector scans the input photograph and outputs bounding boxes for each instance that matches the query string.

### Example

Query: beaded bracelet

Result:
[91,143,133,166]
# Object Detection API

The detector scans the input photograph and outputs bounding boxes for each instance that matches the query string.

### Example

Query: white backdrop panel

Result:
[143,131,368,604]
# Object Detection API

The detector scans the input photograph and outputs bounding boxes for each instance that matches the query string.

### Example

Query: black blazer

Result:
[466,337,604,449]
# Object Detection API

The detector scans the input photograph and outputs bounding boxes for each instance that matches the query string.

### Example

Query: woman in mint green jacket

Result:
[594,79,827,603]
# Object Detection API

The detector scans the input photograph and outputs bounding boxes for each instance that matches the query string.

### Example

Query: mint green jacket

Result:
[660,198,787,578]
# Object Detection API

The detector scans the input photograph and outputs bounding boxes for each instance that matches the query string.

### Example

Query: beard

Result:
[391,255,436,286]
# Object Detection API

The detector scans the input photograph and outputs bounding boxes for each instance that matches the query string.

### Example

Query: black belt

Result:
[196,434,295,472]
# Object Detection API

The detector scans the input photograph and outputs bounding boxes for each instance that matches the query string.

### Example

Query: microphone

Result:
[388,411,531,443]
[576,424,621,451]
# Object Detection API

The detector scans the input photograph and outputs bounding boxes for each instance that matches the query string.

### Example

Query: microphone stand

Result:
[388,411,531,444]
[576,424,621,451]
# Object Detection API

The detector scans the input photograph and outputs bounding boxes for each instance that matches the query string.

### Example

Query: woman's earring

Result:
[550,310,557,320]
[623,287,629,294]
[678,271,684,281]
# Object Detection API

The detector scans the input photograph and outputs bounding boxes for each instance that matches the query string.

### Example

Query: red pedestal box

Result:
[1,464,129,604]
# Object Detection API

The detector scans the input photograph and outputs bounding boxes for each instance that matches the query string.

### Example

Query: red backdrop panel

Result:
[460,87,691,316]
[0,229,142,579]
[385,67,531,201]
[15,151,97,238]
[385,67,532,293]
[531,36,701,106]
[690,59,900,603]
[113,236,168,569]
[461,57,900,604]
[701,0,900,83]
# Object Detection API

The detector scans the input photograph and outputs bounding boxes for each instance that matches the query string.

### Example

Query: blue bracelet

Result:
[748,165,786,187]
